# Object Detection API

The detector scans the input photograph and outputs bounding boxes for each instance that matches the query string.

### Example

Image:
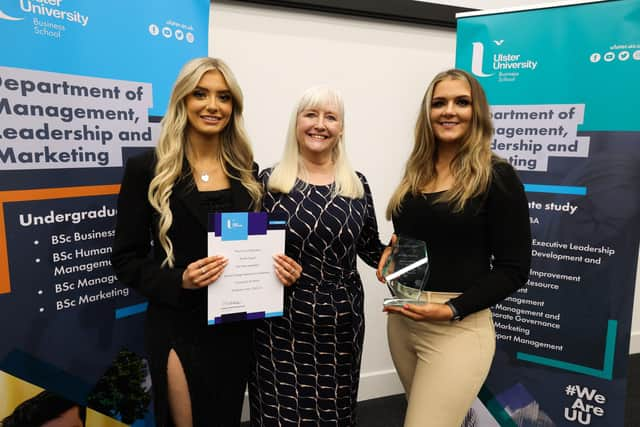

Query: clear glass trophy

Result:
[382,235,430,307]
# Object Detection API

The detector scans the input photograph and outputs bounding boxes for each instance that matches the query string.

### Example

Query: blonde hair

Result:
[386,68,501,219]
[148,57,262,267]
[267,86,364,198]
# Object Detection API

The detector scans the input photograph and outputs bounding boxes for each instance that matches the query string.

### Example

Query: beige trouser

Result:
[387,291,496,427]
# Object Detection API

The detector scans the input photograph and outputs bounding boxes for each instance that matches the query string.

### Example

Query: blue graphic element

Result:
[246,312,266,321]
[517,320,617,380]
[220,212,249,241]
[248,211,268,235]
[0,0,209,116]
[495,382,535,412]
[456,1,640,131]
[209,310,284,325]
[267,216,288,230]
[524,184,587,195]
[115,302,149,319]
[264,311,283,318]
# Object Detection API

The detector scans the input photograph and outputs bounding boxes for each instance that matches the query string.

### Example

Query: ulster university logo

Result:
[0,8,23,21]
[470,40,539,82]
[1,1,89,26]
[471,42,495,77]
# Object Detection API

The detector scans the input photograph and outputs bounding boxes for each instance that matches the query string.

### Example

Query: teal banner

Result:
[0,1,209,425]
[456,1,640,425]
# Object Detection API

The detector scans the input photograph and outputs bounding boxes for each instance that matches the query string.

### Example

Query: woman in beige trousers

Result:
[378,69,532,427]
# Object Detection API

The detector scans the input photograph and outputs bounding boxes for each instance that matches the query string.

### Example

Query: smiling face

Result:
[295,100,343,160]
[185,69,233,144]
[429,77,473,147]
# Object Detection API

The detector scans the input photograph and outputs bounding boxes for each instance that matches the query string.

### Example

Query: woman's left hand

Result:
[273,254,302,287]
[383,302,455,321]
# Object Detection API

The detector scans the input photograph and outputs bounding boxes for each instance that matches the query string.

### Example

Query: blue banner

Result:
[457,1,640,425]
[0,1,209,425]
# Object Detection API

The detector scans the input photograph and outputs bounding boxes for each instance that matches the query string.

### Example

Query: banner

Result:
[456,0,640,425]
[0,1,209,425]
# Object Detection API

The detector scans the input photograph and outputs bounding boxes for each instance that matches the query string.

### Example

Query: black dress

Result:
[250,169,385,426]
[112,151,258,427]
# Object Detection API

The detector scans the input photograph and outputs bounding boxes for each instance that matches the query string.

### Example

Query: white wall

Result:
[208,0,640,415]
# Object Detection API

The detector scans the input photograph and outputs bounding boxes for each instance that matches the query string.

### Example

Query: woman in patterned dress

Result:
[250,86,385,426]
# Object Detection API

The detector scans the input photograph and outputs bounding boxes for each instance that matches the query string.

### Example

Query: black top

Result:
[200,188,233,213]
[392,161,532,318]
[110,150,259,426]
[111,151,257,309]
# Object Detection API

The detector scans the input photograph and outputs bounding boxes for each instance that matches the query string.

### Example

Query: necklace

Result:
[200,172,210,182]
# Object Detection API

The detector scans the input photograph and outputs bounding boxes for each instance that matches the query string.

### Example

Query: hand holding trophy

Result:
[381,235,430,307]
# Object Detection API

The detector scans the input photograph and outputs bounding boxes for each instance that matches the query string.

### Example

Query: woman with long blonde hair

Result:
[250,86,385,425]
[112,57,300,427]
[378,69,531,426]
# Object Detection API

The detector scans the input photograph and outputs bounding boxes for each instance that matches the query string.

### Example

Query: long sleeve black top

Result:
[392,161,532,318]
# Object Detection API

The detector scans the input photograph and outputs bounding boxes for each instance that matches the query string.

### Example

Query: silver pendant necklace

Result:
[200,172,210,182]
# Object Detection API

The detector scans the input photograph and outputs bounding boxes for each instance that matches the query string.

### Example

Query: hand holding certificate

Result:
[207,212,287,325]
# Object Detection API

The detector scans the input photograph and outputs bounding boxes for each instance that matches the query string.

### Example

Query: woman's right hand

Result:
[182,255,228,289]
[383,302,454,321]
[273,254,302,287]
[376,234,397,283]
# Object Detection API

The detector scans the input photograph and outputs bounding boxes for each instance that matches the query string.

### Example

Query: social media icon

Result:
[148,24,159,36]
[186,32,195,43]
[633,50,640,61]
[175,29,184,40]
[589,53,601,63]
[603,52,615,62]
[162,27,172,38]
[618,51,630,61]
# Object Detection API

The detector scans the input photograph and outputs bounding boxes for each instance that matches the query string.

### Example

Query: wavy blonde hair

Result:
[386,68,501,219]
[148,57,262,267]
[267,85,364,198]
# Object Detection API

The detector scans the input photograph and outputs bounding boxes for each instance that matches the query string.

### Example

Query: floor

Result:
[243,354,640,426]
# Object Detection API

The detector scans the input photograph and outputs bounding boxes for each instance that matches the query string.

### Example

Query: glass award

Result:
[382,236,429,307]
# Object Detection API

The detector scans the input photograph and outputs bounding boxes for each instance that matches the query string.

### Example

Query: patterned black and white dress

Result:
[250,169,385,426]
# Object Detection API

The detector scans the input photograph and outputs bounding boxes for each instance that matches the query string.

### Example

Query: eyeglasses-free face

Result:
[430,77,472,147]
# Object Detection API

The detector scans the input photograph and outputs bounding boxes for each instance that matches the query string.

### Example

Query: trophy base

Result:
[383,297,426,307]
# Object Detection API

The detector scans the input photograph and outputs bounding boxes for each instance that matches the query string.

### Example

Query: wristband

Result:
[445,301,462,321]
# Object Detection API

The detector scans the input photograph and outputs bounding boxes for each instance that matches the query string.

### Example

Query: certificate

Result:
[207,212,286,325]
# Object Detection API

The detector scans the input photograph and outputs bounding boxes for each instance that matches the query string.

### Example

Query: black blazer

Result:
[111,150,259,311]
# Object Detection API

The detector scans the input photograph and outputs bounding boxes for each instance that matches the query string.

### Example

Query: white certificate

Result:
[207,212,286,325]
